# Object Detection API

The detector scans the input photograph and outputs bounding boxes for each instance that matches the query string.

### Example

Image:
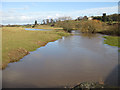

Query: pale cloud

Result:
[1,6,118,25]
[71,6,118,17]
[10,5,29,11]
[2,16,36,24]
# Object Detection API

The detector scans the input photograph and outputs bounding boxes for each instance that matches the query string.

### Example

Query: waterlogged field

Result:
[2,27,70,69]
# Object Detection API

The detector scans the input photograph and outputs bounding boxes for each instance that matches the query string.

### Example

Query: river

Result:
[3,30,119,88]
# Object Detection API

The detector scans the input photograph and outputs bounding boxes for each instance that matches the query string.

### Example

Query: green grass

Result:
[23,25,63,30]
[103,36,120,47]
[2,27,70,69]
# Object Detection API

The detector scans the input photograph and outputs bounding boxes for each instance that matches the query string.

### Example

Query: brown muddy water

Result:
[3,31,119,88]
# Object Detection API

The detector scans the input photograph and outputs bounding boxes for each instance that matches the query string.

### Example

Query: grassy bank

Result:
[33,25,63,30]
[2,27,70,69]
[20,24,63,30]
[103,36,120,47]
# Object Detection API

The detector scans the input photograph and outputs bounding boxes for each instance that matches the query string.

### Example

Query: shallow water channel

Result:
[3,30,119,88]
[25,28,52,31]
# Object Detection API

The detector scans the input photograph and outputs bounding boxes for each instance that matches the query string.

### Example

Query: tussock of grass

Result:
[103,36,120,47]
[2,27,70,69]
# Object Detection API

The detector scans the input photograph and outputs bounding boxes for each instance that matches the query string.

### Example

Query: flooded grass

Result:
[103,36,120,47]
[2,27,70,69]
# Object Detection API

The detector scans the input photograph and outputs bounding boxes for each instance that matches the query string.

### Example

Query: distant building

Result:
[88,17,93,20]
[75,16,93,21]
[75,16,83,21]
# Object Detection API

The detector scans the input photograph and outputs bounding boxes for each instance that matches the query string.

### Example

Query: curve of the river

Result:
[3,30,119,88]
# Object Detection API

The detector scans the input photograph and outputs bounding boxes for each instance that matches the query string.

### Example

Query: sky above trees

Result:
[1,2,118,25]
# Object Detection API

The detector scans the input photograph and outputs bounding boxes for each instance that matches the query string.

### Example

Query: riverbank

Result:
[33,25,63,30]
[21,24,63,30]
[2,27,70,69]
[2,26,119,69]
[103,36,120,48]
[3,29,118,88]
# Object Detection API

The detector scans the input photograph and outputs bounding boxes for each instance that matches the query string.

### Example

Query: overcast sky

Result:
[1,2,118,25]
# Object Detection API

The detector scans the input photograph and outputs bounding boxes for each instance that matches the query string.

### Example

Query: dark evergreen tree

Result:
[35,20,37,25]
[102,13,107,22]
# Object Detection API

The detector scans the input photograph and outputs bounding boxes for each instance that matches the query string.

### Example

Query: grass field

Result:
[34,25,63,30]
[2,27,70,69]
[21,25,63,30]
[2,26,119,69]
[103,36,120,47]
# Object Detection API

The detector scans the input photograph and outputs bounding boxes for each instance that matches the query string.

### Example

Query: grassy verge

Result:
[35,25,63,30]
[22,25,63,30]
[103,36,120,47]
[2,27,70,69]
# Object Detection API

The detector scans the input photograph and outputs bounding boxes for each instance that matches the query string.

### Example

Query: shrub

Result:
[55,20,74,32]
[100,24,119,36]
[80,20,103,33]
[62,21,74,32]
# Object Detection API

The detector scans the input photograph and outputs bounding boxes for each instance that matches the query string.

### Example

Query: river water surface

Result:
[3,31,118,88]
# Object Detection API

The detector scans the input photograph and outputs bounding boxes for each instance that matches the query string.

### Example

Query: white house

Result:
[88,17,93,20]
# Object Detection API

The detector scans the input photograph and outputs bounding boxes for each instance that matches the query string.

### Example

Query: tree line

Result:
[92,13,119,23]
[34,13,119,26]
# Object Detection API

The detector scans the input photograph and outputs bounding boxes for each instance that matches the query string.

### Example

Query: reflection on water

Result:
[104,64,119,86]
[3,31,118,88]
[80,33,98,39]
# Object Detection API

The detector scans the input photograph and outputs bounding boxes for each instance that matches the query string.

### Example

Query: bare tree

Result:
[50,19,54,24]
[76,16,83,21]
[57,16,72,21]
[83,16,88,21]
[46,19,49,24]
[42,20,46,25]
